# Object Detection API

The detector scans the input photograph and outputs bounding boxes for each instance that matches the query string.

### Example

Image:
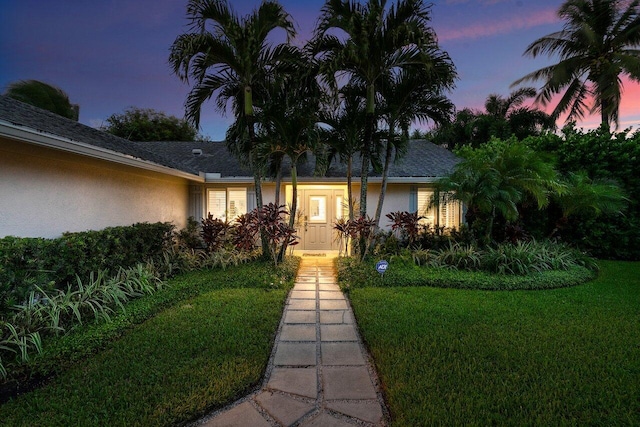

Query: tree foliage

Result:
[523,124,639,259]
[438,138,561,244]
[102,107,198,141]
[313,0,456,218]
[4,80,79,121]
[431,88,555,149]
[513,0,640,130]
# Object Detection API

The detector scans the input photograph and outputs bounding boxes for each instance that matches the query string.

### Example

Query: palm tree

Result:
[313,0,452,219]
[550,171,627,237]
[168,0,296,212]
[512,0,640,130]
[254,48,323,259]
[319,87,367,220]
[484,87,556,140]
[374,68,455,228]
[4,80,79,120]
[438,138,561,244]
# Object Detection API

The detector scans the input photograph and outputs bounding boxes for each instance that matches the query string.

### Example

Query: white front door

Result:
[301,189,333,250]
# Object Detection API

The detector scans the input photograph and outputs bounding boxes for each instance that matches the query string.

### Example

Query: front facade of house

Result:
[0,96,461,249]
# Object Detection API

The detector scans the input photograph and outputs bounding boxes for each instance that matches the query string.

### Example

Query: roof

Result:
[1,95,459,181]
[0,95,184,173]
[132,139,460,180]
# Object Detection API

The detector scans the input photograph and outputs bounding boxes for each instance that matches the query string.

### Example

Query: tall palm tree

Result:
[168,0,296,212]
[374,68,455,228]
[4,80,79,120]
[255,48,322,231]
[319,88,367,220]
[512,0,640,130]
[313,0,452,218]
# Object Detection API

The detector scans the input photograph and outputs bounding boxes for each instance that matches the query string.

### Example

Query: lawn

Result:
[0,261,297,426]
[347,260,640,426]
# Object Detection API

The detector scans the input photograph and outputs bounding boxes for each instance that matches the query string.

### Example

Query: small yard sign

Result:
[376,260,389,277]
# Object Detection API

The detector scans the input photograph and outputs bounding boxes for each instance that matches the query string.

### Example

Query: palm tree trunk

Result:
[244,86,268,257]
[278,162,298,262]
[374,137,393,229]
[360,113,374,219]
[274,164,282,206]
[347,156,354,220]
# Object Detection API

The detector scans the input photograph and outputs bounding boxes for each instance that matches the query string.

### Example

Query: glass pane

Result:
[417,189,435,225]
[207,190,226,220]
[227,188,246,221]
[309,196,326,222]
[336,196,343,220]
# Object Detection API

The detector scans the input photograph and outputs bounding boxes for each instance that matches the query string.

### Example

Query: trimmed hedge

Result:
[337,257,597,291]
[0,223,174,311]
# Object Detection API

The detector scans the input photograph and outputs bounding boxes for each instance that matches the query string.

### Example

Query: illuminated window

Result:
[207,188,247,222]
[309,196,327,222]
[416,189,460,229]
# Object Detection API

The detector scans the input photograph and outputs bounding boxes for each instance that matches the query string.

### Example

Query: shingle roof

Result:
[0,95,175,169]
[132,139,460,179]
[1,95,459,179]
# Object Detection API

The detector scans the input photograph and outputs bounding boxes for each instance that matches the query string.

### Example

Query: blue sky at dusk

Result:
[1,0,639,140]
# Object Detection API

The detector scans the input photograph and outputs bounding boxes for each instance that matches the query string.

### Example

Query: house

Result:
[0,95,461,250]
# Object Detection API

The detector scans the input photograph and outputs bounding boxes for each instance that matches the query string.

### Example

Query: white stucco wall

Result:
[0,138,191,238]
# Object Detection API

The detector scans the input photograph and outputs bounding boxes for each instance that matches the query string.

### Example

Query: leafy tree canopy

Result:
[102,107,200,141]
[4,79,79,121]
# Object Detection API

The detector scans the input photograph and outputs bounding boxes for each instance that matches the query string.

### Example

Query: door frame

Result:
[285,184,347,251]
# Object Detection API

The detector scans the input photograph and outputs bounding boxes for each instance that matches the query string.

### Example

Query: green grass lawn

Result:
[0,262,297,426]
[348,261,640,426]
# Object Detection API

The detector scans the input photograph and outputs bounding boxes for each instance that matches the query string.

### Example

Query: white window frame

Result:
[206,188,247,222]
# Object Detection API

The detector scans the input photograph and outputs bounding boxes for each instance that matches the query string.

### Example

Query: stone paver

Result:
[194,257,386,426]
[320,324,358,341]
[280,324,316,341]
[322,342,366,365]
[202,402,270,427]
[255,392,314,426]
[323,366,378,400]
[267,367,317,398]
[300,412,352,427]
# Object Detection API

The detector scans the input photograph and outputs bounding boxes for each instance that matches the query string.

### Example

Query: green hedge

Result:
[337,257,597,291]
[0,223,174,311]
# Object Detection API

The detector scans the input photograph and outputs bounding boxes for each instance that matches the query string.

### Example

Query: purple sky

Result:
[2,0,639,140]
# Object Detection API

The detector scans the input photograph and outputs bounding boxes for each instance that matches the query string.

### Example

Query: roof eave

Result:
[0,120,204,182]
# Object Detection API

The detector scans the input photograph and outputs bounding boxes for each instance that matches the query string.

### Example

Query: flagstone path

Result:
[194,257,388,426]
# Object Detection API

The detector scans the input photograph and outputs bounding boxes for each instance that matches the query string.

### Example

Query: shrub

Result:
[200,215,231,252]
[433,242,483,271]
[0,264,163,380]
[0,223,174,313]
[336,257,596,292]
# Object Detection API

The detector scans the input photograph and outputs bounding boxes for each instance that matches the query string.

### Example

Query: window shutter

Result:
[409,186,417,212]
[247,186,256,211]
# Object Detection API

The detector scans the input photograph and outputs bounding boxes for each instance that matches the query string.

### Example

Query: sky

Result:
[1,0,639,141]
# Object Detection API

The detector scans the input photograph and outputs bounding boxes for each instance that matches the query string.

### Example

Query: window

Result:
[416,189,436,225]
[336,195,343,220]
[309,196,327,222]
[207,188,247,222]
[415,189,460,229]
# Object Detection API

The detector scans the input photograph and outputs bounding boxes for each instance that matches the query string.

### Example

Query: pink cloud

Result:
[438,8,559,42]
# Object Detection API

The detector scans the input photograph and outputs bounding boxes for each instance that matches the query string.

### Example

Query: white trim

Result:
[0,120,204,182]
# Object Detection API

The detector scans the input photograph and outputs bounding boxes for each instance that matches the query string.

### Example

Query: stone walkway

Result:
[194,257,388,426]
